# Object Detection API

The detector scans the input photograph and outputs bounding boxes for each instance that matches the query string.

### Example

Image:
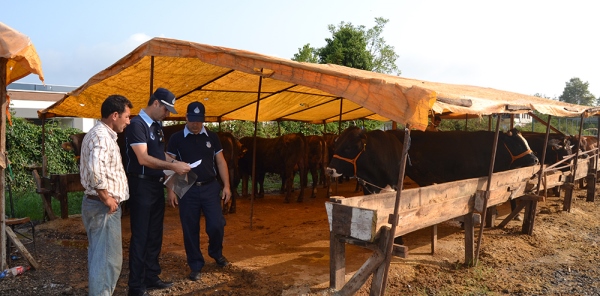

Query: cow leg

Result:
[297,162,306,203]
[241,172,249,198]
[229,190,238,214]
[280,172,287,194]
[354,179,362,192]
[309,166,318,198]
[256,172,266,199]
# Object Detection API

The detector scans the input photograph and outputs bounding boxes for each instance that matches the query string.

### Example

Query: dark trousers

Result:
[178,181,226,272]
[127,178,166,290]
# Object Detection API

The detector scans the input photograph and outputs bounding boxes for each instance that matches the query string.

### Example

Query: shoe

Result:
[216,256,230,267]
[514,214,523,222]
[127,289,149,296]
[189,270,201,281]
[146,279,173,290]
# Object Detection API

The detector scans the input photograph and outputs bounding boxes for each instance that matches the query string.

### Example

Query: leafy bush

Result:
[6,117,81,193]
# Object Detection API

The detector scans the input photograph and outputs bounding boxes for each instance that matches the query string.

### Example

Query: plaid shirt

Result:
[80,121,129,202]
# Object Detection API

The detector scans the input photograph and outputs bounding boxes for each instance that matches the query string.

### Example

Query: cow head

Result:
[327,126,366,178]
[62,133,87,164]
[500,129,539,169]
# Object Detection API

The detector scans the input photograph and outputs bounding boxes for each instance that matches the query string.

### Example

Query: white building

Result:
[7,83,95,132]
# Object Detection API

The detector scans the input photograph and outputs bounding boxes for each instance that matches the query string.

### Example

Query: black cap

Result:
[186,101,205,122]
[152,88,177,114]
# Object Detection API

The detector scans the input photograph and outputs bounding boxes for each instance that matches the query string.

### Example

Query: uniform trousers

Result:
[178,180,226,272]
[127,178,165,290]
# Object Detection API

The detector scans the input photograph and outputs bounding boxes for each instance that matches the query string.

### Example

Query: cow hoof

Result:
[296,198,303,203]
[229,207,236,214]
[284,199,290,203]
[310,194,316,198]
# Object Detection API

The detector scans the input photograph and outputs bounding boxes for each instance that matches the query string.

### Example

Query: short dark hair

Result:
[434,115,441,121]
[101,95,133,118]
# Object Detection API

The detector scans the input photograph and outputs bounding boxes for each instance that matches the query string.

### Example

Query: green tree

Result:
[292,44,318,63]
[319,21,372,70]
[559,77,596,106]
[294,17,400,75]
[365,17,400,75]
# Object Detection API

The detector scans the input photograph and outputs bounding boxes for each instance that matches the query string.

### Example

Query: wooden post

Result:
[1,57,7,270]
[431,225,437,254]
[464,212,475,266]
[378,126,411,294]
[485,206,497,228]
[329,233,346,290]
[370,227,392,295]
[564,114,585,211]
[474,114,501,265]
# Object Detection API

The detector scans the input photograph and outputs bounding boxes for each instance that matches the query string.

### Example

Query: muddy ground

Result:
[2,179,600,295]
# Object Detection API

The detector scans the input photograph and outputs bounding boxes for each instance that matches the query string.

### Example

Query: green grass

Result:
[4,190,84,223]
[3,173,314,222]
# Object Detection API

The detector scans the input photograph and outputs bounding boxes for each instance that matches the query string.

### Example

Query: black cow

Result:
[328,127,539,193]
[239,134,307,203]
[520,132,573,169]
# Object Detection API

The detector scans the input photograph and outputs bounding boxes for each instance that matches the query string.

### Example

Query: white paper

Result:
[163,159,200,176]
[189,159,202,168]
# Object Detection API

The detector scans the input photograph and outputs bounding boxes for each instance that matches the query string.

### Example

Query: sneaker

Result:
[514,214,523,222]
[216,256,230,267]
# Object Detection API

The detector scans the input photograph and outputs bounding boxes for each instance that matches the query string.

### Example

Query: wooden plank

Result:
[5,227,40,270]
[327,203,378,241]
[327,166,535,242]
[338,245,384,296]
[392,244,408,258]
[31,169,56,221]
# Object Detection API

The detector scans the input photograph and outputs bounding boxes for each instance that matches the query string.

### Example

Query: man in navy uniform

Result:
[124,87,191,296]
[167,101,231,281]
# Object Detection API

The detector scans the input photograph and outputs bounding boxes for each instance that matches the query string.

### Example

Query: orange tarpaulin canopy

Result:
[39,37,595,130]
[1,22,44,85]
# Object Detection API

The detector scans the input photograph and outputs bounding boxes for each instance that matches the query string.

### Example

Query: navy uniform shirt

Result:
[124,109,166,177]
[167,125,223,182]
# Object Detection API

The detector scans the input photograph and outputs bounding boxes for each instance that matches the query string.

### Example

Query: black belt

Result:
[128,174,165,182]
[195,178,216,186]
[86,195,101,201]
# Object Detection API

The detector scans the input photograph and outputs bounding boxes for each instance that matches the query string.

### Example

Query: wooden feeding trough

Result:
[325,156,599,294]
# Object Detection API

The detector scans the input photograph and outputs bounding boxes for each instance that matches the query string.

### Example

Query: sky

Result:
[3,0,599,100]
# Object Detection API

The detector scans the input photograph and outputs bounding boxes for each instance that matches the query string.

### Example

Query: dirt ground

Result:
[3,179,600,295]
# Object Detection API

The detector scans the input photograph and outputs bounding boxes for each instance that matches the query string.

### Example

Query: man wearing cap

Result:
[124,87,191,296]
[166,101,232,281]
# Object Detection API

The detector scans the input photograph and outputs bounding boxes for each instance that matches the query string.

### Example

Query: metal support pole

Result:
[474,114,501,265]
[250,71,264,229]
[379,126,411,294]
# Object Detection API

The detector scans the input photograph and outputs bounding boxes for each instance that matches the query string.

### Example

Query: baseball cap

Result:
[152,87,177,114]
[187,101,205,122]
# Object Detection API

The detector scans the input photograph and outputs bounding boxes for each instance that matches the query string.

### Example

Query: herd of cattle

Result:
[62,123,599,215]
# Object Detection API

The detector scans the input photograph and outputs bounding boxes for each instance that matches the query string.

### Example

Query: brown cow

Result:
[239,134,307,203]
[217,131,246,214]
[61,132,87,164]
[304,135,328,198]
